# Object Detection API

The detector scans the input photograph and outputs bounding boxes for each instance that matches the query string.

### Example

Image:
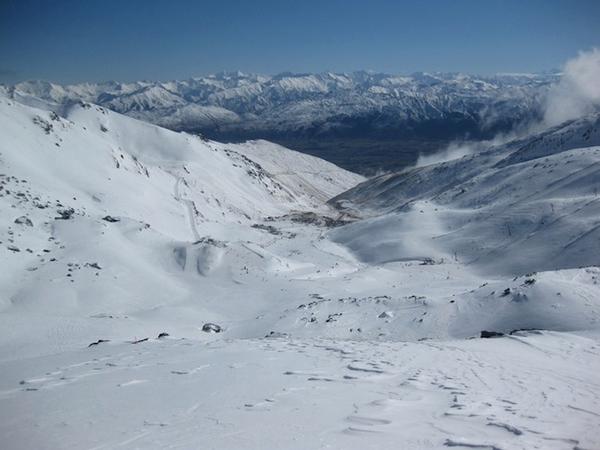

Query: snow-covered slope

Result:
[0,95,365,353]
[331,114,600,275]
[3,330,599,450]
[0,95,361,226]
[1,94,600,450]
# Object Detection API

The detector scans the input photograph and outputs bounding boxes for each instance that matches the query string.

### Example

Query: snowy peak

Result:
[7,71,558,137]
[97,84,188,112]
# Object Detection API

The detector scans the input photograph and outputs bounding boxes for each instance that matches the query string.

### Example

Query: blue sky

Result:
[1,0,598,83]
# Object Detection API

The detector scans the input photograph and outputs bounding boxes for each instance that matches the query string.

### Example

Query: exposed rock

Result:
[193,237,227,248]
[102,215,120,223]
[326,313,342,323]
[88,339,110,347]
[32,115,53,134]
[56,208,75,220]
[251,223,282,235]
[202,323,222,333]
[14,216,33,226]
[265,331,289,338]
[480,330,504,339]
[267,211,354,228]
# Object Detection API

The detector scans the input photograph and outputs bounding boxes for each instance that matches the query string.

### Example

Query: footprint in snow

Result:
[342,426,382,435]
[171,365,210,375]
[307,376,335,382]
[283,370,326,376]
[346,415,392,426]
[444,438,502,449]
[486,421,523,436]
[346,364,385,374]
[118,379,148,387]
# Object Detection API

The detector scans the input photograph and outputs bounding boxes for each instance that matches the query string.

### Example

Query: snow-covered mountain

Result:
[1,92,600,450]
[0,93,368,351]
[4,72,564,174]
[330,113,600,275]
[6,71,556,142]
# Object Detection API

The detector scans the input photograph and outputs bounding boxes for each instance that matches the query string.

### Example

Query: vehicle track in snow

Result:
[173,175,200,242]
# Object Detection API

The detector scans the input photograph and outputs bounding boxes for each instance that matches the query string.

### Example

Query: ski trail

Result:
[173,176,200,242]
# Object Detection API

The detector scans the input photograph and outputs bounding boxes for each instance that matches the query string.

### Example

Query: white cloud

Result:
[415,141,476,167]
[543,48,600,127]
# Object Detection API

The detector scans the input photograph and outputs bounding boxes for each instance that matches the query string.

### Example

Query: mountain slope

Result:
[1,94,600,450]
[0,95,365,353]
[330,114,600,275]
[0,95,362,227]
[5,72,559,173]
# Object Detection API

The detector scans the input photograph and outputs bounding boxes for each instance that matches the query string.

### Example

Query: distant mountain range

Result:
[3,71,560,173]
